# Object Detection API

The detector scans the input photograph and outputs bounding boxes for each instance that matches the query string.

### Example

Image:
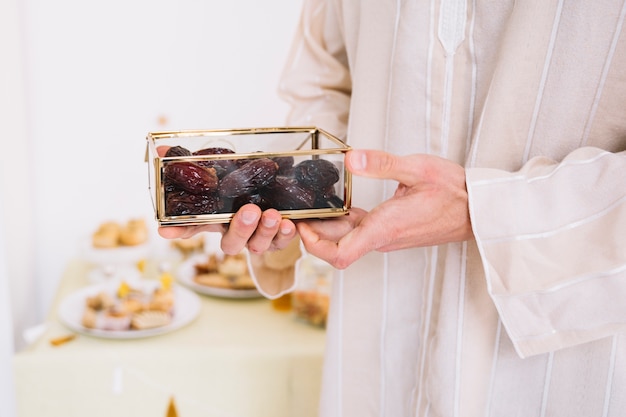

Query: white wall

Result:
[1,0,38,353]
[1,0,28,413]
[0,201,17,417]
[15,0,304,322]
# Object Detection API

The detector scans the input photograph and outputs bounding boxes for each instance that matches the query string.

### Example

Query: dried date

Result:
[165,146,192,157]
[218,158,279,198]
[163,162,218,194]
[165,190,222,216]
[315,185,344,208]
[193,147,240,178]
[223,193,273,213]
[294,159,340,190]
[262,176,316,210]
[272,156,295,176]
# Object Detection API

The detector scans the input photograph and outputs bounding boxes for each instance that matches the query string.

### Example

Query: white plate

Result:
[177,253,262,299]
[58,281,201,339]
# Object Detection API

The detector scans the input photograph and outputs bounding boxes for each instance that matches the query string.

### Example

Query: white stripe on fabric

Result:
[438,0,467,157]
[425,0,437,155]
[441,56,455,157]
[468,102,487,166]
[379,1,401,414]
[484,320,503,417]
[522,0,564,163]
[539,352,554,417]
[497,262,626,300]
[465,0,478,161]
[453,242,468,417]
[470,150,614,187]
[380,254,389,417]
[337,268,344,417]
[602,336,618,417]
[438,0,467,54]
[581,0,626,147]
[415,247,439,415]
[481,193,626,244]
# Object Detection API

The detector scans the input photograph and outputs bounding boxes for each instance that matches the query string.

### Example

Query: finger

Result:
[158,226,188,239]
[221,204,262,254]
[297,208,366,243]
[246,209,283,254]
[296,222,343,264]
[296,223,362,269]
[158,224,225,240]
[271,218,298,251]
[346,149,421,185]
[297,211,383,269]
[156,146,170,157]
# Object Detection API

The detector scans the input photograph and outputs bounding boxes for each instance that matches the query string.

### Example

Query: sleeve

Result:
[466,146,626,358]
[250,0,351,298]
[277,0,352,139]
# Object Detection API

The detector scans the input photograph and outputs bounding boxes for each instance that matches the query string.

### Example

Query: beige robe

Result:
[256,1,626,416]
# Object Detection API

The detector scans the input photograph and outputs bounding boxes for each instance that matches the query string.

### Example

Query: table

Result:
[13,260,326,417]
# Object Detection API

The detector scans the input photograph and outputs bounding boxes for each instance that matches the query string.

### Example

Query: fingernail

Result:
[349,150,366,171]
[280,226,292,235]
[263,218,278,228]
[241,210,259,225]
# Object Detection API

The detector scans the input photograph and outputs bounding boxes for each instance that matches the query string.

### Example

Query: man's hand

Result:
[296,149,473,269]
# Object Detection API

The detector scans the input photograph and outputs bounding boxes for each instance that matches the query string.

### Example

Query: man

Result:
[161,1,626,415]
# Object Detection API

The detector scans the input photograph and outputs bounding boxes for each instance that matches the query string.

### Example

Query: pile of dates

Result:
[163,145,344,217]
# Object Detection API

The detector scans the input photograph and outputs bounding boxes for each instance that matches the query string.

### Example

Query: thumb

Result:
[346,149,418,185]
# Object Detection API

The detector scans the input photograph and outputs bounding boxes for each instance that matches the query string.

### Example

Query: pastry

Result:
[217,254,248,277]
[119,218,148,246]
[100,308,132,331]
[194,272,231,288]
[131,311,172,330]
[194,254,219,274]
[231,273,256,290]
[81,307,98,329]
[149,288,175,312]
[85,291,115,310]
[171,236,204,256]
[92,230,119,248]
[91,221,121,248]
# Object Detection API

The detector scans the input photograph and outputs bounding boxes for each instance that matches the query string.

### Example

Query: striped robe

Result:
[266,1,626,416]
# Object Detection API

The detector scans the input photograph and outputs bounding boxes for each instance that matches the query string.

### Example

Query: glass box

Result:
[146,127,352,226]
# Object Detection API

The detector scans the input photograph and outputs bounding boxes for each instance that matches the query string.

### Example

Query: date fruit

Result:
[218,158,279,198]
[193,147,239,178]
[160,145,344,217]
[165,146,192,157]
[294,159,340,190]
[262,176,316,210]
[163,162,218,194]
[165,190,222,216]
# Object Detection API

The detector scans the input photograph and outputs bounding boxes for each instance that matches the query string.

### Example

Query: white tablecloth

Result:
[13,260,325,417]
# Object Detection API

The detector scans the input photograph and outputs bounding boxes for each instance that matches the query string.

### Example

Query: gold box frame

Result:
[146,127,352,226]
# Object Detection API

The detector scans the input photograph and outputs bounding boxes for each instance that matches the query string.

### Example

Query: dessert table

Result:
[13,259,326,417]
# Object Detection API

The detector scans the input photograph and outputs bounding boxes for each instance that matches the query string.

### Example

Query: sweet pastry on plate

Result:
[80,278,175,332]
[91,218,149,248]
[191,252,256,290]
[92,222,121,248]
[149,287,175,312]
[100,308,133,331]
[119,219,149,246]
[131,310,172,330]
[170,236,205,257]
